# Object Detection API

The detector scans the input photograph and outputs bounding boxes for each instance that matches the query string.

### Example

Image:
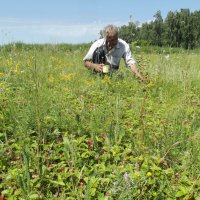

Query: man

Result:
[83,24,145,81]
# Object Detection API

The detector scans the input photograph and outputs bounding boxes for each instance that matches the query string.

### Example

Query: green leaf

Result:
[100,178,111,184]
[176,186,188,197]
[90,188,96,196]
[49,180,65,186]
[29,194,40,199]
[176,191,185,198]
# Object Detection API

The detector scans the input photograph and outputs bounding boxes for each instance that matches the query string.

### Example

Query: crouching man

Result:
[83,24,145,81]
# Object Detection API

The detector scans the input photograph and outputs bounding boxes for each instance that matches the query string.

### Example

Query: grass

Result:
[0,43,200,199]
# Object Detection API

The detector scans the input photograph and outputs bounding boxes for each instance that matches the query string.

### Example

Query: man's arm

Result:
[122,43,145,81]
[130,63,145,81]
[84,60,104,73]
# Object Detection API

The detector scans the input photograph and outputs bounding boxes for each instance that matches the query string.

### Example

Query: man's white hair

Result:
[103,24,119,38]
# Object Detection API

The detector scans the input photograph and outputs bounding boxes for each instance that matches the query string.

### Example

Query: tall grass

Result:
[0,44,200,199]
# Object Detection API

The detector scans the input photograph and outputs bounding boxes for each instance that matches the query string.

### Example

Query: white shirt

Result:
[83,38,135,67]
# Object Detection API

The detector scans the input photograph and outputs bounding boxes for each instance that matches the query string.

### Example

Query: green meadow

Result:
[0,43,200,199]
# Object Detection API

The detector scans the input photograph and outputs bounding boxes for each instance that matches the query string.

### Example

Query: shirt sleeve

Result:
[123,44,135,66]
[83,41,98,61]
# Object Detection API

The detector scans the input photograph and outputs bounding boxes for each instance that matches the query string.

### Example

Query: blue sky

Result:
[0,0,200,44]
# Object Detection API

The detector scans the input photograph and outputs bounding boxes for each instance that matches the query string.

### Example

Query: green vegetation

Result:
[118,9,200,49]
[0,43,200,199]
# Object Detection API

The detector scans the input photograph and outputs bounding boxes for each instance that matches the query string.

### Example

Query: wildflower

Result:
[60,73,74,81]
[13,64,20,73]
[87,139,94,149]
[48,74,55,83]
[79,182,84,189]
[124,172,130,182]
[102,75,111,84]
[165,54,170,60]
[146,81,154,88]
[87,139,93,146]
[137,156,144,162]
[152,192,157,197]
[135,171,140,177]
[135,162,140,171]
[54,191,59,198]
[32,174,39,179]
[175,172,179,177]
[104,191,110,197]
[147,172,152,177]
[175,172,180,182]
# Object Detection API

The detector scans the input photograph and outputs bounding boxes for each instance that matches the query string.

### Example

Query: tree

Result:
[118,22,137,43]
[137,22,154,45]
[179,9,193,49]
[112,9,200,49]
[190,10,200,48]
[165,11,180,47]
[152,10,164,46]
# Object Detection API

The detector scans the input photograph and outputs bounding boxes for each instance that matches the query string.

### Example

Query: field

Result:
[0,43,200,199]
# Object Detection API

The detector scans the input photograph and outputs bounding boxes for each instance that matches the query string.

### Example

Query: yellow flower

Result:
[60,73,74,81]
[13,64,20,73]
[102,75,111,84]
[112,151,116,156]
[152,192,157,197]
[138,156,144,162]
[135,171,140,177]
[145,81,154,88]
[147,172,152,177]
[48,74,55,83]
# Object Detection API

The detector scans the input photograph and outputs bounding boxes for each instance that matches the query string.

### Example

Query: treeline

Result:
[118,9,200,49]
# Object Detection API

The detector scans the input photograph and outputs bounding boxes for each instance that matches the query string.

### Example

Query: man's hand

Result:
[130,64,151,84]
[94,63,104,72]
[84,61,104,72]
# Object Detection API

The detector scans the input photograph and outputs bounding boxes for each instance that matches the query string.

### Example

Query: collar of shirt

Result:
[102,38,120,53]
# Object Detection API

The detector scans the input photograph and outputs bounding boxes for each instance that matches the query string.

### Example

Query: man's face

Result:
[106,34,118,48]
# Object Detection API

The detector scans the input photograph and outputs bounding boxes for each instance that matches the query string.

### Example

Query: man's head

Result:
[103,24,118,48]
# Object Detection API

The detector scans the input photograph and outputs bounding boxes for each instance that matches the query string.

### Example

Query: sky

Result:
[0,0,200,45]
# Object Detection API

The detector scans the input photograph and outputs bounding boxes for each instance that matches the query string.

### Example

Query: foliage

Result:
[117,9,200,49]
[0,44,200,199]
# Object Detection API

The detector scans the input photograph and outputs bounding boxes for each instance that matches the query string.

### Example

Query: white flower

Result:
[165,54,170,60]
[124,172,130,182]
